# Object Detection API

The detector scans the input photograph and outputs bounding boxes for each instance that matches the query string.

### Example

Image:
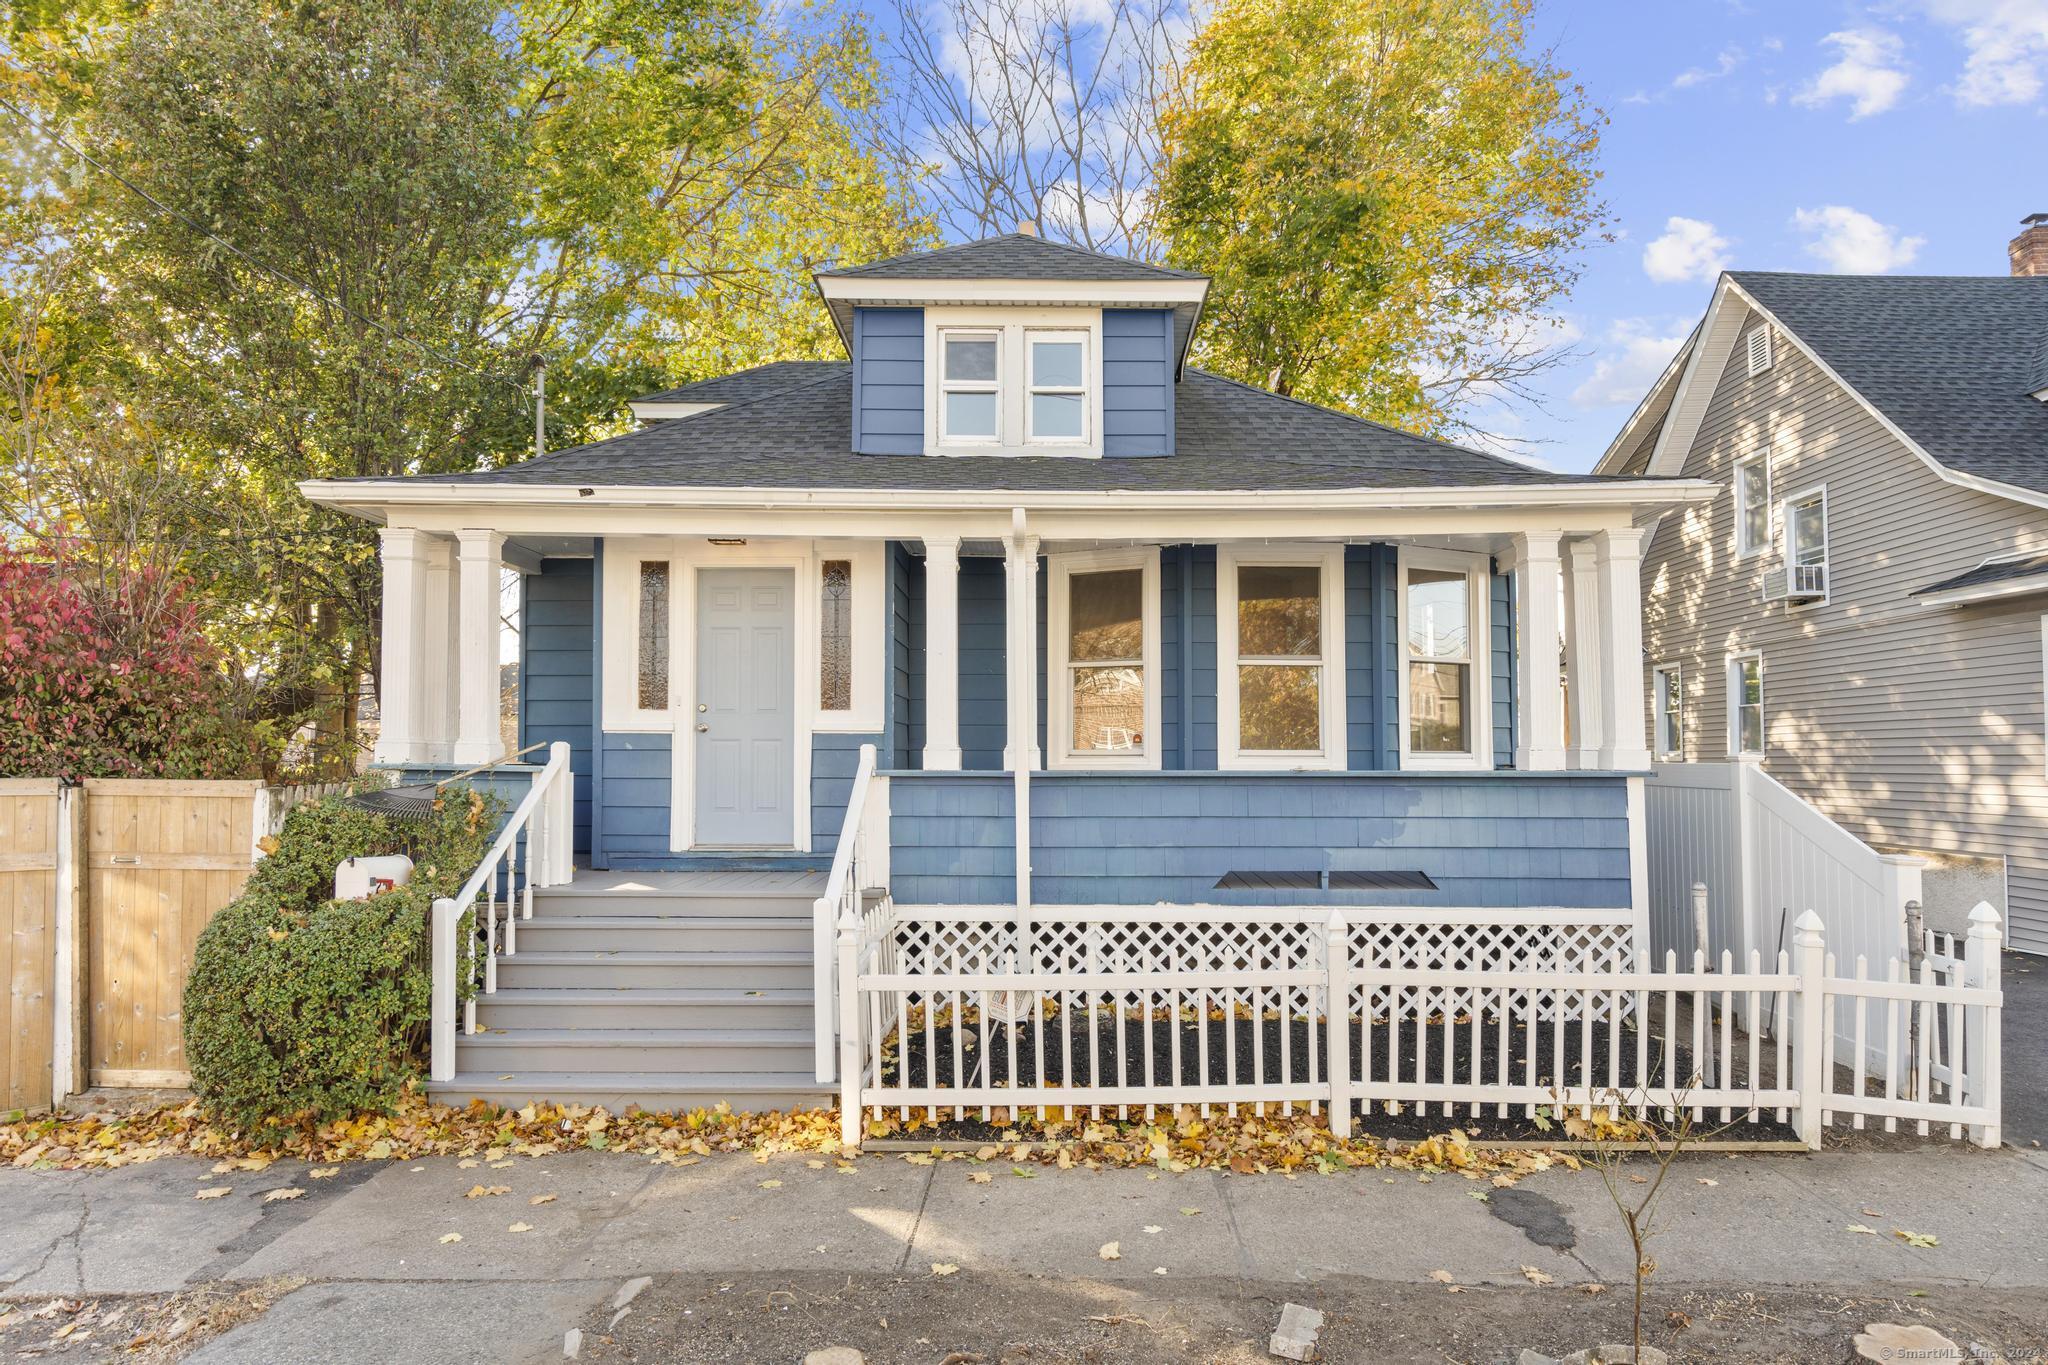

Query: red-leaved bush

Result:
[0,546,255,780]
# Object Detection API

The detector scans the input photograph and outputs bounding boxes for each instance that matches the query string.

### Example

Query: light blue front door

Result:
[694,568,795,847]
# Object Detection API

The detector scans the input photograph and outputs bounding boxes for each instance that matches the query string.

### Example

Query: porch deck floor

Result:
[564,868,826,896]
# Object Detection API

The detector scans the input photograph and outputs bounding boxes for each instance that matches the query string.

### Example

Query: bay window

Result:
[1048,548,1159,767]
[1398,548,1492,769]
[1219,546,1343,769]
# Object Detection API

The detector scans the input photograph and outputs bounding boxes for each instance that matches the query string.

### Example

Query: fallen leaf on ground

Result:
[1847,1224,1879,1235]
[262,1188,304,1203]
[1577,1284,1607,1296]
[1152,1267,1167,1276]
[439,1233,462,1245]
[1143,1225,1162,1235]
[930,1262,959,1277]
[759,1180,782,1189]
[530,1194,557,1206]
[464,1185,510,1199]
[194,1187,231,1200]
[1098,1242,1121,1261]
[1696,1178,1718,1186]
[1178,1207,1200,1216]
[507,1222,533,1233]
[1894,1230,1940,1248]
[1521,1265,1554,1286]
[1429,1270,1456,1284]
[307,1167,339,1180]
[968,1172,992,1184]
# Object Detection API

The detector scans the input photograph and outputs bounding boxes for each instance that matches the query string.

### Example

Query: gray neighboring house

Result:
[1597,215,2048,954]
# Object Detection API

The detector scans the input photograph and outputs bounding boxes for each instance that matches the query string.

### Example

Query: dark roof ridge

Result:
[823,231,1204,281]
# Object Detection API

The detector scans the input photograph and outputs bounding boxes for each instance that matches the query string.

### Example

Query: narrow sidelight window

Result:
[1237,564,1324,752]
[637,561,671,710]
[1067,567,1144,751]
[1405,567,1472,755]
[1653,663,1683,758]
[1735,455,1770,556]
[820,558,852,711]
[1731,654,1764,755]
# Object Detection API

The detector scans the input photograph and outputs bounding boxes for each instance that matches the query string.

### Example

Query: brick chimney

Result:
[2010,213,2048,276]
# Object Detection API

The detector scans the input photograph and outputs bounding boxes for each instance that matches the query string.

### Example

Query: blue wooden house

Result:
[302,234,1715,1110]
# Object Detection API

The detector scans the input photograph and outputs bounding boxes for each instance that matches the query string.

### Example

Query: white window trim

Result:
[1216,543,1346,771]
[1780,482,1830,606]
[1024,329,1091,446]
[1745,325,1772,376]
[922,306,1104,458]
[1395,545,1494,772]
[601,536,681,732]
[1046,546,1161,770]
[1651,661,1683,760]
[1727,651,1764,757]
[812,539,886,732]
[1734,451,1771,560]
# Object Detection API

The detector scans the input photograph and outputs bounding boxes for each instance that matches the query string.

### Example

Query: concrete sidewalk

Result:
[2,1142,2046,1362]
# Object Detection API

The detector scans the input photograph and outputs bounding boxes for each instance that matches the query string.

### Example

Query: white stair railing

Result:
[814,743,888,1084]
[430,740,576,1083]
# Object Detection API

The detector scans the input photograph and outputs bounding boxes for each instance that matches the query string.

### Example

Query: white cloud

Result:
[1917,0,2048,106]
[1672,45,1746,89]
[1791,205,1927,273]
[1794,28,1911,118]
[1642,217,1732,285]
[1571,320,1693,410]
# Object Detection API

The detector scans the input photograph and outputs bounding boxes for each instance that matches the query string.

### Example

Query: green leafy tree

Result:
[1154,0,1608,441]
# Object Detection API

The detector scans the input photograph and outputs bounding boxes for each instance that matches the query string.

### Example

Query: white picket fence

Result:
[834,901,2003,1151]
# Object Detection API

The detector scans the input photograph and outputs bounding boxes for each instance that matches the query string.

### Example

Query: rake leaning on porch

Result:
[296,232,1995,1138]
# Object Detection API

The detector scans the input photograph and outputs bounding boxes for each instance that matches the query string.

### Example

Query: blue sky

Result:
[1514,0,2048,471]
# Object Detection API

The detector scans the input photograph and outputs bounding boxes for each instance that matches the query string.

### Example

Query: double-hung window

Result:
[1729,653,1764,756]
[1734,454,1770,557]
[1652,663,1683,759]
[939,331,1001,443]
[1026,332,1088,443]
[1398,549,1492,769]
[1784,486,1828,600]
[1218,546,1343,769]
[1048,548,1159,767]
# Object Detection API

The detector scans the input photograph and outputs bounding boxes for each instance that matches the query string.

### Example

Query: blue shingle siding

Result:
[1101,309,1174,456]
[888,773,1630,907]
[1491,567,1515,768]
[812,731,884,852]
[595,732,673,861]
[852,307,924,455]
[518,559,594,855]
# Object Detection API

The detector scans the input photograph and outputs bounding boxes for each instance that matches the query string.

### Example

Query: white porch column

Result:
[1564,539,1604,769]
[1002,531,1042,772]
[1594,527,1651,771]
[420,536,458,763]
[373,528,428,766]
[922,536,963,770]
[1510,532,1567,771]
[453,528,507,767]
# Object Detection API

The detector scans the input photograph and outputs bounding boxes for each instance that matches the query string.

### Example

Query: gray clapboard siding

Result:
[1102,308,1174,456]
[1640,304,2048,951]
[852,307,923,455]
[888,772,1630,907]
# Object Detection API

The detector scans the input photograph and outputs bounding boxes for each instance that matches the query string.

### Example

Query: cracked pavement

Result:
[0,1141,2043,1361]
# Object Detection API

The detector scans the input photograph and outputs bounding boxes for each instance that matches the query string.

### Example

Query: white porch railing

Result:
[837,901,2002,1151]
[813,743,890,1083]
[430,740,576,1083]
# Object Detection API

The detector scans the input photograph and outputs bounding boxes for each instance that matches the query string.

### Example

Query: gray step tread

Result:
[429,1070,829,1093]
[520,915,809,930]
[461,1027,812,1047]
[498,949,811,965]
[479,986,811,1004]
[534,887,816,902]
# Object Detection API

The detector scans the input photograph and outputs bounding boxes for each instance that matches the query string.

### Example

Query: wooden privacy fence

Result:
[0,778,340,1108]
[836,902,2004,1152]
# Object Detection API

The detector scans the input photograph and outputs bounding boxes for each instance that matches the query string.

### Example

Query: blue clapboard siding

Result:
[890,542,924,769]
[596,731,672,861]
[1186,546,1218,768]
[888,772,1630,908]
[1365,545,1400,771]
[1101,309,1174,457]
[957,556,1009,769]
[1491,568,1515,768]
[852,307,924,455]
[518,559,594,855]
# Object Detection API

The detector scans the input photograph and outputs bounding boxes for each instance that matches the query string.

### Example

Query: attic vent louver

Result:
[1745,326,1773,377]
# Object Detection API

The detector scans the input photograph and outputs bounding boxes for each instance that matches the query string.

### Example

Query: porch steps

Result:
[428,877,832,1114]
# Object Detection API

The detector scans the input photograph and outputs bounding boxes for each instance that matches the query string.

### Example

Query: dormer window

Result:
[925,310,1102,456]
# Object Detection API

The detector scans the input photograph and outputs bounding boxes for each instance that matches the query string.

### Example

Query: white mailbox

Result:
[335,854,415,901]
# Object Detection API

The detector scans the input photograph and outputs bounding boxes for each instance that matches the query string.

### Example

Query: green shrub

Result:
[183,785,500,1138]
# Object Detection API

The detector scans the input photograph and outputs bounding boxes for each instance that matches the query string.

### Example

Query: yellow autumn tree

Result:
[1154,0,1608,442]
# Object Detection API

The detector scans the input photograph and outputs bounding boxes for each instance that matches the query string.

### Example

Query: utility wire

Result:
[0,88,532,399]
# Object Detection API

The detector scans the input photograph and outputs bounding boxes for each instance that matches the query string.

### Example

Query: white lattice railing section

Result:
[837,901,2003,1153]
[429,741,576,1082]
[814,744,890,1083]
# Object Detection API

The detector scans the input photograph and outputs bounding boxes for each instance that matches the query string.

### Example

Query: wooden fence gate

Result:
[0,781,73,1111]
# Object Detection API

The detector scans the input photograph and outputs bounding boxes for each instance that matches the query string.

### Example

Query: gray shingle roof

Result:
[632,361,845,407]
[1910,551,2048,598]
[820,233,1205,283]
[1731,271,2048,495]
[409,366,1580,493]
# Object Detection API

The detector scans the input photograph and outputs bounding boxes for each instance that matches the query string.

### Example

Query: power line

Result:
[0,89,532,399]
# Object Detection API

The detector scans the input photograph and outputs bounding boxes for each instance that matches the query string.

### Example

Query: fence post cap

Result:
[1326,907,1348,931]
[1792,909,1826,941]
[835,905,861,936]
[1967,901,2004,933]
